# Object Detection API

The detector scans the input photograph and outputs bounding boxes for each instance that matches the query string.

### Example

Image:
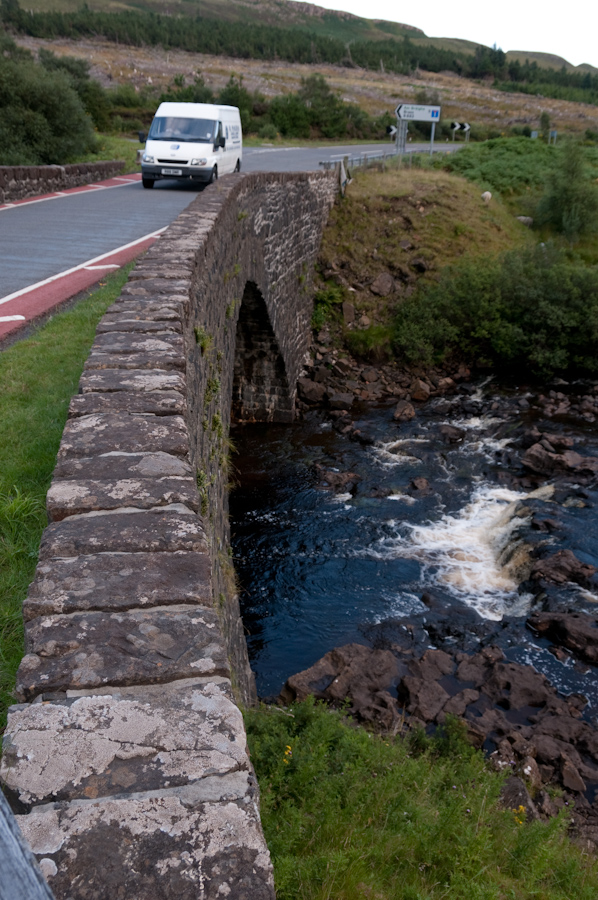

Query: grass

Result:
[72,133,141,172]
[245,698,598,900]
[0,265,132,728]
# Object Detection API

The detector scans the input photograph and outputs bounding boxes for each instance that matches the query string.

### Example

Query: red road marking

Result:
[0,173,142,212]
[0,227,164,344]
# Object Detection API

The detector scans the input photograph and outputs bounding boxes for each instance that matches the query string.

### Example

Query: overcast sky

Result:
[313,0,598,69]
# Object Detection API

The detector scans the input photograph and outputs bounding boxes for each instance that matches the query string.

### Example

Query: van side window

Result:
[216,122,224,148]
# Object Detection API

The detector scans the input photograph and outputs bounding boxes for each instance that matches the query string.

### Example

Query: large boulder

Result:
[297,378,326,404]
[370,272,395,296]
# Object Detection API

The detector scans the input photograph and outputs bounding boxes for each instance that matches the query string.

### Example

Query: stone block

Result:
[16,781,274,900]
[39,507,207,559]
[96,319,182,335]
[53,452,192,481]
[17,606,229,699]
[2,679,247,806]
[107,299,184,318]
[24,551,212,620]
[85,351,185,372]
[91,333,184,355]
[47,476,199,521]
[69,391,186,418]
[57,414,189,458]
[79,369,186,394]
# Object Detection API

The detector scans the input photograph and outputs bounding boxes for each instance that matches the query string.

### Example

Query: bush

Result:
[258,123,278,140]
[393,244,598,379]
[436,136,556,194]
[536,140,598,241]
[0,41,96,164]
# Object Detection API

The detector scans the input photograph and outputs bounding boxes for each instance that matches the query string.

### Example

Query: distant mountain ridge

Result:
[15,0,598,74]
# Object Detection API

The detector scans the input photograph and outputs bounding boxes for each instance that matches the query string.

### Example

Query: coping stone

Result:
[79,369,186,394]
[69,391,186,418]
[84,351,185,372]
[46,476,199,521]
[17,605,229,699]
[96,319,182,335]
[53,452,193,480]
[57,414,190,458]
[2,679,248,806]
[91,333,184,355]
[24,551,212,619]
[39,507,207,558]
[16,781,275,900]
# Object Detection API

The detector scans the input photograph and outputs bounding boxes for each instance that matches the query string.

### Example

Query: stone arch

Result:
[231,281,294,423]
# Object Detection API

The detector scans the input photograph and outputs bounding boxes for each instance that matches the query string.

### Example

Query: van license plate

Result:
[161,168,182,176]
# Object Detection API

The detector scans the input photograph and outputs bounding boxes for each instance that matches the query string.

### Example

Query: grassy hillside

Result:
[18,0,598,74]
[23,0,425,45]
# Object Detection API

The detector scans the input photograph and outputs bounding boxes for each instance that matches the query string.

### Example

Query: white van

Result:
[140,102,242,189]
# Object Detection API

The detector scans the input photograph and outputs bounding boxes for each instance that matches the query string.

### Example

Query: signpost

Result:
[451,121,471,142]
[394,104,441,155]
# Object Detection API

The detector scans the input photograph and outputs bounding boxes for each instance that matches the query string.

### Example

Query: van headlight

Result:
[190,158,208,166]
[142,153,155,163]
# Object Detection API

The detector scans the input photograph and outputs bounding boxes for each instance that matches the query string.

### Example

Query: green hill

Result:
[18,0,597,75]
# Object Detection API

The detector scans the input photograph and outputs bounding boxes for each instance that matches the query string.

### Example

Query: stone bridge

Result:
[0,171,337,899]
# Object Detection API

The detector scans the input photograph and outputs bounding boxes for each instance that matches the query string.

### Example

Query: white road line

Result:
[0,178,140,212]
[84,264,121,270]
[0,315,26,322]
[0,227,167,307]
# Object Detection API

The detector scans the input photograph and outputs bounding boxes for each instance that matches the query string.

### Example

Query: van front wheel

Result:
[208,166,218,184]
[142,177,154,189]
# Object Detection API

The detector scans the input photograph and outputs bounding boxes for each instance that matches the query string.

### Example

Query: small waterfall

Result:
[367,484,547,621]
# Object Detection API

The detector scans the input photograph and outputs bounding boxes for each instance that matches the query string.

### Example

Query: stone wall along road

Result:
[0,169,337,899]
[0,161,126,204]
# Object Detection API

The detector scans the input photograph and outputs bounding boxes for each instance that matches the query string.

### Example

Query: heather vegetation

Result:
[2,0,598,105]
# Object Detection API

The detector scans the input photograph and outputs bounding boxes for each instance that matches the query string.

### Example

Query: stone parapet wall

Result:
[0,161,127,203]
[1,170,337,898]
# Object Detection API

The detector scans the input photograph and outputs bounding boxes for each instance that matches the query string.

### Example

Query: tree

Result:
[540,111,551,140]
[536,141,598,242]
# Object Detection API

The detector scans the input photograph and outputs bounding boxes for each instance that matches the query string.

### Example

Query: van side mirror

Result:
[219,135,226,149]
[138,131,146,143]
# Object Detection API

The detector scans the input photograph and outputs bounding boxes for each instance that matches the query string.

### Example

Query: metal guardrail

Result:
[0,791,56,900]
[318,152,397,170]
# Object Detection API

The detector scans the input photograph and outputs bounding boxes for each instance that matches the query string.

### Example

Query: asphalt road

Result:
[0,141,442,300]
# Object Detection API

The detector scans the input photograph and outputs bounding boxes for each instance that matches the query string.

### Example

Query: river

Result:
[230,380,598,707]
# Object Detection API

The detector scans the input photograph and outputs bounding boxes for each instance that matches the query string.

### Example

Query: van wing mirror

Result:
[219,135,226,148]
[138,131,146,143]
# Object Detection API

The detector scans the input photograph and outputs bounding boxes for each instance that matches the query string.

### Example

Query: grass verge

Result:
[73,133,141,172]
[0,265,132,729]
[245,698,598,900]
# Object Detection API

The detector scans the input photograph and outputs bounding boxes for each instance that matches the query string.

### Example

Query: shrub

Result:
[536,140,598,241]
[436,136,556,194]
[0,36,96,163]
[393,244,598,378]
[258,123,278,140]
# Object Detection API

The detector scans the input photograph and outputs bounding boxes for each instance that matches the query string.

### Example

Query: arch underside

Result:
[232,281,294,423]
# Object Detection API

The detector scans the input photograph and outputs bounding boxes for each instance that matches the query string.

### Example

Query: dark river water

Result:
[230,383,598,706]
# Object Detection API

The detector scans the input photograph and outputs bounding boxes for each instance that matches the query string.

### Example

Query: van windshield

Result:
[148,117,217,143]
